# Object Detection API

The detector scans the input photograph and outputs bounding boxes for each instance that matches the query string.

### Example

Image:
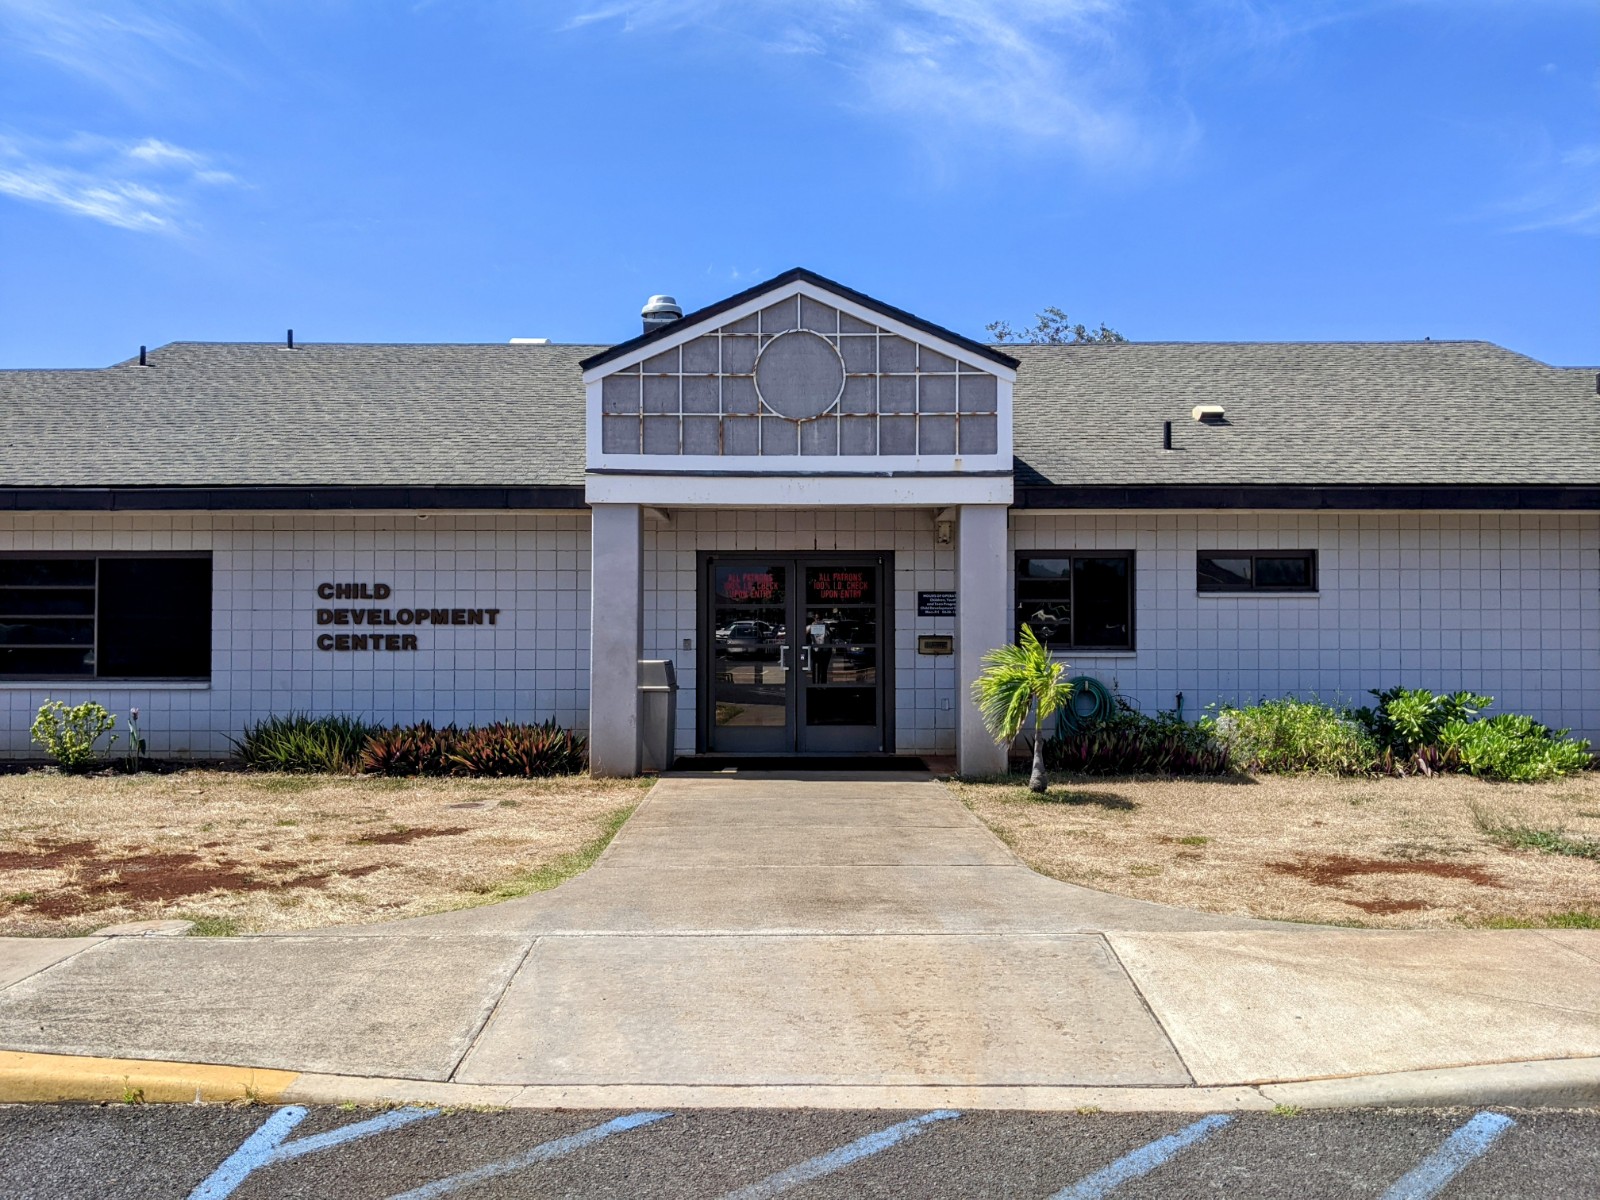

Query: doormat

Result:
[668,755,929,773]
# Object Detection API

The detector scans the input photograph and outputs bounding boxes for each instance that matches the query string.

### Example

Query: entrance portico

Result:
[582,269,1018,776]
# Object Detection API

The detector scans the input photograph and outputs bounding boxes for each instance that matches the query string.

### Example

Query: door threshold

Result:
[669,754,929,773]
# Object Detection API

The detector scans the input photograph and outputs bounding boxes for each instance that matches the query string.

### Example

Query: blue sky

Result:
[1,0,1595,368]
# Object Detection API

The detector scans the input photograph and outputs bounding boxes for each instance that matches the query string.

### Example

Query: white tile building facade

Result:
[0,269,1593,770]
[0,507,1593,759]
[1015,511,1600,740]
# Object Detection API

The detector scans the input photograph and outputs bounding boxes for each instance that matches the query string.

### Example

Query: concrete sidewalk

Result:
[1,773,1597,1107]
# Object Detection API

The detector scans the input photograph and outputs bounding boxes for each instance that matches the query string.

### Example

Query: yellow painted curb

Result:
[0,1051,299,1104]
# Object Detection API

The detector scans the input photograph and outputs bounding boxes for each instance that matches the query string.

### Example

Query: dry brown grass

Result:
[0,770,651,936]
[950,772,1600,928]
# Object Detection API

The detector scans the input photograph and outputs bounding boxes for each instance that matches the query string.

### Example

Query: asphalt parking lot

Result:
[0,1104,1596,1199]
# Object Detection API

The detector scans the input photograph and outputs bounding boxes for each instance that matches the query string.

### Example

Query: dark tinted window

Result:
[0,556,210,679]
[1016,553,1134,649]
[0,558,95,677]
[97,558,211,678]
[1198,551,1316,593]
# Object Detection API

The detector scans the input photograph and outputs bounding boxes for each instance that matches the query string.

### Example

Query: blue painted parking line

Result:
[382,1110,673,1200]
[1378,1111,1516,1200]
[718,1109,962,1200]
[1048,1113,1234,1200]
[189,1105,440,1200]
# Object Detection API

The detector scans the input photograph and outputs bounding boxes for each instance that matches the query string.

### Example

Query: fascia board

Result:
[586,472,1015,507]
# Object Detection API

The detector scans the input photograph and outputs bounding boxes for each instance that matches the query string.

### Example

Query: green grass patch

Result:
[1475,911,1600,930]
[1175,835,1210,846]
[1486,825,1600,860]
[470,804,637,905]
[1472,803,1600,860]
[182,914,242,937]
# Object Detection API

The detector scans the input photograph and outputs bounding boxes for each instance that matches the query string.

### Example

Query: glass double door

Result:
[704,555,887,754]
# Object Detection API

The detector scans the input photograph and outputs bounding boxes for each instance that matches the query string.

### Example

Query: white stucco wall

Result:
[1013,511,1600,740]
[641,507,959,757]
[0,512,592,757]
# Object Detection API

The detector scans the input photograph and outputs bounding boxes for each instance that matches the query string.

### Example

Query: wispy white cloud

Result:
[561,0,1180,167]
[0,0,226,103]
[1500,142,1600,235]
[0,133,240,233]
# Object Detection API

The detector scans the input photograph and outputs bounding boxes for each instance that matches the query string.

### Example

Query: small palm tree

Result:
[971,624,1076,793]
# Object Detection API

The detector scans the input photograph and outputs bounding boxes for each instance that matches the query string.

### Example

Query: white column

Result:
[957,503,1011,776]
[588,502,642,777]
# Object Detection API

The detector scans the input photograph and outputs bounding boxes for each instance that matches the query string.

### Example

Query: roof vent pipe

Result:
[1162,420,1171,450]
[641,295,682,335]
[139,345,147,367]
[286,329,295,350]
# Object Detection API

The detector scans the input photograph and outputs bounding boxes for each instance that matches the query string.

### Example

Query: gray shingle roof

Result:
[0,342,597,488]
[0,338,1593,491]
[1010,341,1598,487]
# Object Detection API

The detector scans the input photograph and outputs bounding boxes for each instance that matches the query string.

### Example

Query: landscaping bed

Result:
[0,770,649,937]
[951,772,1600,929]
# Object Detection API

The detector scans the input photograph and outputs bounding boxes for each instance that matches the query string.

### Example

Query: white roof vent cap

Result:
[1192,404,1225,422]
[642,294,683,334]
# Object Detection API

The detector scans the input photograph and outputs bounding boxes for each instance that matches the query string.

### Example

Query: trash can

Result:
[638,659,678,773]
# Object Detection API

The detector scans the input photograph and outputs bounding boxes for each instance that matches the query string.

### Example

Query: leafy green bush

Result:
[30,699,118,772]
[1045,703,1231,776]
[1438,713,1593,783]
[1354,687,1490,758]
[1204,698,1378,775]
[234,713,380,773]
[361,719,586,778]
[1355,687,1592,781]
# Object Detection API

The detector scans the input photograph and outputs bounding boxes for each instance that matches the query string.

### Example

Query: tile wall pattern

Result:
[1013,511,1600,739]
[0,509,1591,758]
[0,513,591,756]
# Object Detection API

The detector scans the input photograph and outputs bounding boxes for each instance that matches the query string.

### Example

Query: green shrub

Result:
[361,719,586,778]
[1045,703,1231,776]
[1354,687,1490,758]
[1438,713,1593,783]
[234,713,380,773]
[1204,698,1378,775]
[1355,686,1593,781]
[30,699,118,773]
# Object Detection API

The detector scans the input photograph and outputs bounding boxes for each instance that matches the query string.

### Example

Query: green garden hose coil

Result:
[1055,675,1117,732]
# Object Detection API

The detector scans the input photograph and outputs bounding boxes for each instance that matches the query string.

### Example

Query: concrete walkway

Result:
[1,773,1597,1103]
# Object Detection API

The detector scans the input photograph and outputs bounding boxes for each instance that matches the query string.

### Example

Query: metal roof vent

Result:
[1192,404,1225,423]
[641,294,682,334]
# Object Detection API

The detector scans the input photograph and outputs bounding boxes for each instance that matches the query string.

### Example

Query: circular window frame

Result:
[753,329,847,422]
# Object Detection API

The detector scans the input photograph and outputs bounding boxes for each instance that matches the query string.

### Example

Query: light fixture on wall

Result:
[933,508,955,545]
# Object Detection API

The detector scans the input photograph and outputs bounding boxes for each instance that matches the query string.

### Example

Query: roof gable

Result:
[580,268,1018,375]
[581,271,1016,475]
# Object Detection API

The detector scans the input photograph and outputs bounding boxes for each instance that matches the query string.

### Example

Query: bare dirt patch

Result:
[950,772,1600,928]
[0,771,650,935]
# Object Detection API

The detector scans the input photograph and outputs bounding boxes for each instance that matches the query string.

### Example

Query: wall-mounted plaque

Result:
[918,591,957,617]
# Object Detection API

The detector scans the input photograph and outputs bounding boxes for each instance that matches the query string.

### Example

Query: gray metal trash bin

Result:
[638,659,679,773]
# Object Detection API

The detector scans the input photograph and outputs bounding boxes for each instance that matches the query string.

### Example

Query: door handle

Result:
[799,647,812,672]
[779,645,790,672]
